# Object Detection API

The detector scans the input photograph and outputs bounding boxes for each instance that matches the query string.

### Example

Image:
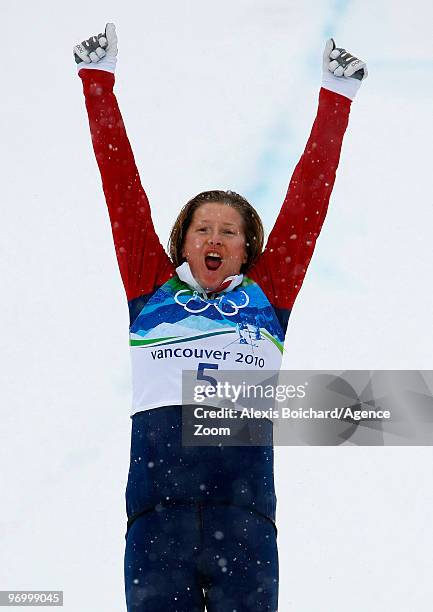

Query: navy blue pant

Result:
[124,502,278,611]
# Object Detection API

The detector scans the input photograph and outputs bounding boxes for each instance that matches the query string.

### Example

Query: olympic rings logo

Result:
[174,289,249,316]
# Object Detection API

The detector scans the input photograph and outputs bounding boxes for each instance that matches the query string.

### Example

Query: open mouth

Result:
[205,252,223,271]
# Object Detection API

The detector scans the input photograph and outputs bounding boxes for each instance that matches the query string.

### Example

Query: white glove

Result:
[322,38,368,100]
[73,23,118,74]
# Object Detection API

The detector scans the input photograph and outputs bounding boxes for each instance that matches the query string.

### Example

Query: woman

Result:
[74,23,367,612]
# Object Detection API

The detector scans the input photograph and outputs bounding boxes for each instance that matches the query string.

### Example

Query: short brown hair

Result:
[168,190,264,273]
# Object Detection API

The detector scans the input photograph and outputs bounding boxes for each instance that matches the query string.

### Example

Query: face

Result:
[181,202,248,292]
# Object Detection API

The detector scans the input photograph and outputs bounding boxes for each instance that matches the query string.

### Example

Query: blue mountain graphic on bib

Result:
[130,276,285,343]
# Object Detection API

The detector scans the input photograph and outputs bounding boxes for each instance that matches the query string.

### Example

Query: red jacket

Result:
[79,69,351,334]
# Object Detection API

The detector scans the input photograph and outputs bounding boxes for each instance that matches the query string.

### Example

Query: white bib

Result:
[129,275,285,415]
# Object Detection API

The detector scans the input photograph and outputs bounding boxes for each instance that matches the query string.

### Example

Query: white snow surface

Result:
[1,1,432,611]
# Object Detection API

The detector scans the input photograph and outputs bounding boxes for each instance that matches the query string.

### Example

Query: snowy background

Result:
[1,0,432,610]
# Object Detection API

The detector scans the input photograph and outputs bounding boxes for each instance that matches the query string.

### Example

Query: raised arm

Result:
[75,24,175,303]
[249,39,367,329]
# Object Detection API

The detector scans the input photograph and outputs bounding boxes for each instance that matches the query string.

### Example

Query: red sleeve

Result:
[248,87,352,309]
[79,69,175,302]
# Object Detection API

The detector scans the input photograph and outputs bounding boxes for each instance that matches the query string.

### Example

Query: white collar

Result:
[175,262,243,297]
